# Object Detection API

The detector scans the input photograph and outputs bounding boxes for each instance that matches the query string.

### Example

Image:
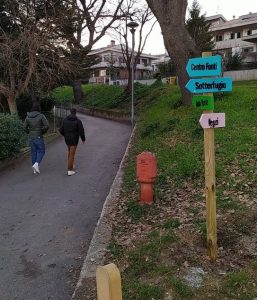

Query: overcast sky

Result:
[95,0,257,55]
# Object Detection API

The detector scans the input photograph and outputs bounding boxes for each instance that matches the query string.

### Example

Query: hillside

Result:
[56,80,257,299]
[105,80,257,299]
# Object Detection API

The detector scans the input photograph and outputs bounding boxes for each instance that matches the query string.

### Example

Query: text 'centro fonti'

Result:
[191,62,217,71]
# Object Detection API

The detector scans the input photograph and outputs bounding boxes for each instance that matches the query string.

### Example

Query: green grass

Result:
[123,282,164,300]
[50,85,75,103]
[108,239,124,258]
[110,80,257,300]
[168,276,194,299]
[121,80,257,189]
[222,269,257,300]
[160,218,180,229]
[51,84,126,109]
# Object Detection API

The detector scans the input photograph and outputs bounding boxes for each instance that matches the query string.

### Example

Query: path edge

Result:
[71,124,136,299]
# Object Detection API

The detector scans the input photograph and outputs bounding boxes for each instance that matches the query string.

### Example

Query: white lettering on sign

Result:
[199,113,226,129]
[191,63,217,71]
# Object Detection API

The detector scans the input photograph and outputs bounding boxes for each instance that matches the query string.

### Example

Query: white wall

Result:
[224,69,257,81]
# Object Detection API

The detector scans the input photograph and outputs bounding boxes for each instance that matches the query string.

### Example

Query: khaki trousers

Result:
[67,145,77,171]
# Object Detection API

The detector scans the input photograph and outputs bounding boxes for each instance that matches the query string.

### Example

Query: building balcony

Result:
[242,33,257,44]
[214,39,254,50]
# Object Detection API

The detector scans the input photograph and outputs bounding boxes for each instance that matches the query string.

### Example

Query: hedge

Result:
[0,113,25,160]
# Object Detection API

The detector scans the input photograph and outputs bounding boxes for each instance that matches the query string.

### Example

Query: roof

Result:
[89,61,154,71]
[89,43,159,59]
[210,12,257,31]
[206,14,227,22]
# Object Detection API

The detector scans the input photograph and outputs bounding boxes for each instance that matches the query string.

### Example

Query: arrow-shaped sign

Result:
[186,77,232,94]
[192,95,214,110]
[186,55,222,77]
[199,113,225,129]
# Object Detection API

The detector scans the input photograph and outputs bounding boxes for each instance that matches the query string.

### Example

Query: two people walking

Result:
[24,104,85,176]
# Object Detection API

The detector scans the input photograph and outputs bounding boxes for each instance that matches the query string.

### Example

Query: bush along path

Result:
[74,80,257,300]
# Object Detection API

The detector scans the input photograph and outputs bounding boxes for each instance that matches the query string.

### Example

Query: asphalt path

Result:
[0,114,131,300]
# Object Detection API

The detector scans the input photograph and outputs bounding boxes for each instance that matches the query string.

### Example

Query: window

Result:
[118,56,125,63]
[216,35,223,41]
[142,58,148,66]
[237,32,241,38]
[247,29,252,35]
[230,33,235,39]
[243,47,254,52]
[100,70,106,77]
[103,55,109,62]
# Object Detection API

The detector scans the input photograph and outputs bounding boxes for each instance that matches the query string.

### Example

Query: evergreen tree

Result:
[156,60,176,78]
[186,0,215,52]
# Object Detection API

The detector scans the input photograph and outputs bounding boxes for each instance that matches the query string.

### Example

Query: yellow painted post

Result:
[96,263,122,300]
[202,51,217,261]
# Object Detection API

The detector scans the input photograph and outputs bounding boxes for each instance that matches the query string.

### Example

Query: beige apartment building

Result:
[206,12,257,65]
[87,40,159,85]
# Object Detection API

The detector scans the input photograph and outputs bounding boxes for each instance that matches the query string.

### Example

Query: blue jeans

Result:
[29,137,45,165]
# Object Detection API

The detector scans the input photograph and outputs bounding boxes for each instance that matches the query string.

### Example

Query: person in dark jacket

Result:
[23,102,49,174]
[59,108,85,176]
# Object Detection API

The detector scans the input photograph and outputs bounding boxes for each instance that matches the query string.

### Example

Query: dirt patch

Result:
[72,278,97,300]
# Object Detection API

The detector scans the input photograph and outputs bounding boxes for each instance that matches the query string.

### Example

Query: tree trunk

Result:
[72,80,84,104]
[7,94,18,114]
[146,0,200,106]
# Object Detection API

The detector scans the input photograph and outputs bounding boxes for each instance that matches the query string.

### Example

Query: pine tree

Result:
[186,0,215,52]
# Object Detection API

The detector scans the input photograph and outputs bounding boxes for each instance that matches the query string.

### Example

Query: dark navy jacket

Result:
[59,114,85,146]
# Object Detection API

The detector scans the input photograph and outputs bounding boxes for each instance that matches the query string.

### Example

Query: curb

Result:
[73,105,131,124]
[71,125,136,299]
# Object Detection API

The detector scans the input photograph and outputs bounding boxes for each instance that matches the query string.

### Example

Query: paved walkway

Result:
[0,114,131,300]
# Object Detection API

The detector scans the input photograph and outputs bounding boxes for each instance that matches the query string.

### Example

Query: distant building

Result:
[87,40,159,85]
[151,52,170,72]
[206,12,257,65]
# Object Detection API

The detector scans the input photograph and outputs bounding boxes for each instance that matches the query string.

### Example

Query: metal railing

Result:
[42,104,70,133]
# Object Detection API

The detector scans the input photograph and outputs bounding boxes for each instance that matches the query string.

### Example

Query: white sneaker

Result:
[32,162,40,174]
[67,170,76,176]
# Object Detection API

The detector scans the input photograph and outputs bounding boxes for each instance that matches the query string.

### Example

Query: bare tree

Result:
[57,0,127,103]
[117,1,156,93]
[0,1,78,114]
[145,0,200,105]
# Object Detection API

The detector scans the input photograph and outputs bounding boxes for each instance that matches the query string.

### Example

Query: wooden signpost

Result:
[186,53,232,261]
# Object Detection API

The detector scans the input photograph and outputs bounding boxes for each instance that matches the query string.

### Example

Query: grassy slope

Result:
[105,80,257,300]
[51,84,126,110]
[52,81,257,299]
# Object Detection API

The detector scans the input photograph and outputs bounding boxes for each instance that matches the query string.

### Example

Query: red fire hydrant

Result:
[136,152,157,205]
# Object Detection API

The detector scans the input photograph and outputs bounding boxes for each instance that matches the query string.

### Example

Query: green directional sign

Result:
[192,95,214,110]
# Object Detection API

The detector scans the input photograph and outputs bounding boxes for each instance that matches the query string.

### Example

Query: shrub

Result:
[0,113,25,160]
[224,52,243,71]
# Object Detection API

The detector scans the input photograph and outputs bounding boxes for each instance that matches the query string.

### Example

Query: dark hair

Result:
[70,108,77,114]
[31,102,41,112]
